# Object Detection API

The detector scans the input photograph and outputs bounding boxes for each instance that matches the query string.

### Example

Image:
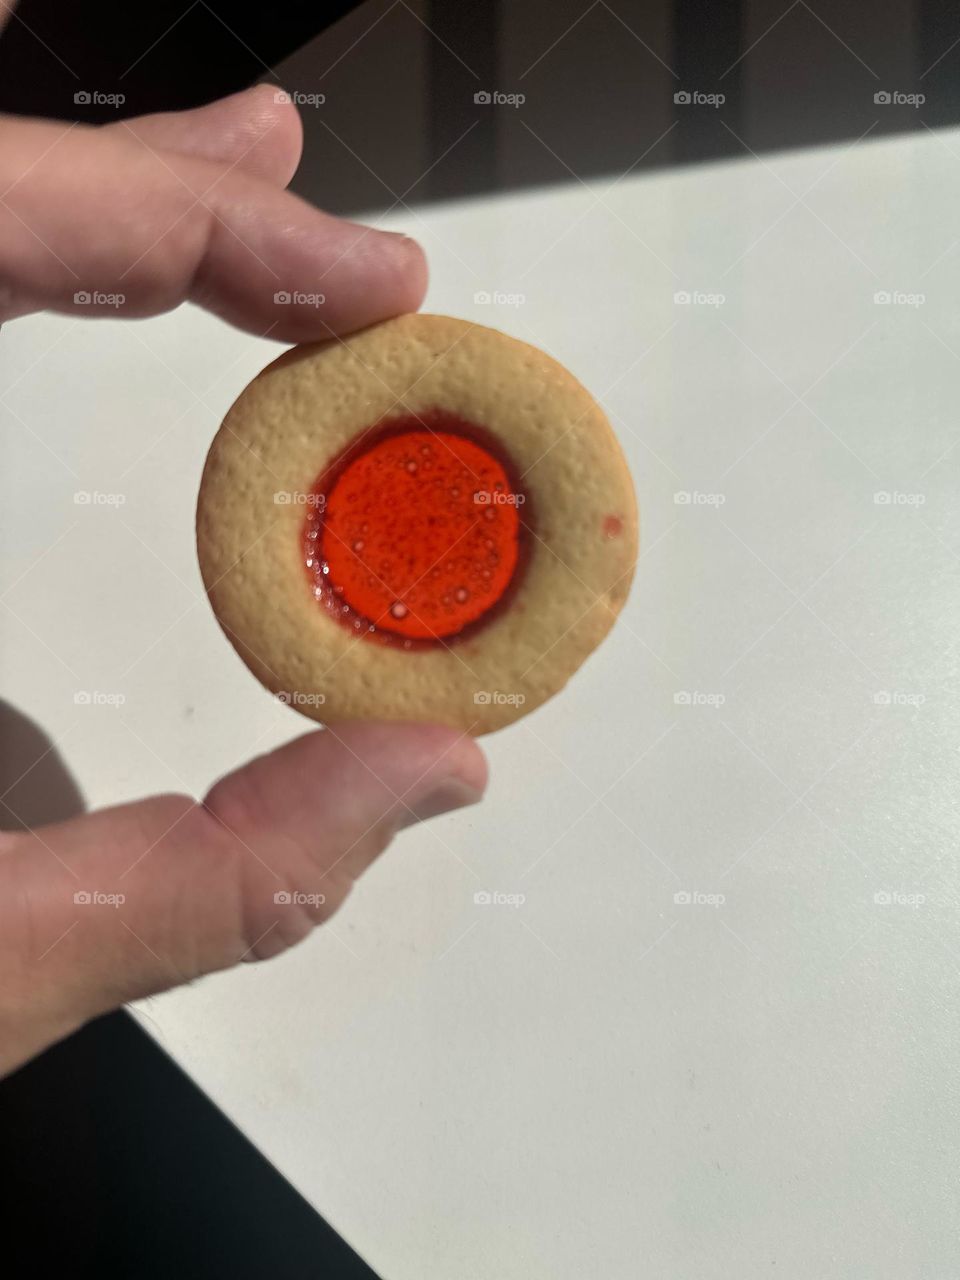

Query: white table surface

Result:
[3,124,959,1278]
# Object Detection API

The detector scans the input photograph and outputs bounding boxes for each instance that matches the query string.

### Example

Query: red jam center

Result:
[304,411,528,646]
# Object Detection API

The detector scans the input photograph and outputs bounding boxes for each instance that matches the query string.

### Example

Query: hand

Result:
[0,83,488,1077]
[0,82,425,333]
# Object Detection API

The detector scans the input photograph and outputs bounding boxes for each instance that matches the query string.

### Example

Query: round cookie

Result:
[196,313,638,734]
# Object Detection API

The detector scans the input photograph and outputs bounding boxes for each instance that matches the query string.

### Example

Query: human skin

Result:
[0,63,488,1076]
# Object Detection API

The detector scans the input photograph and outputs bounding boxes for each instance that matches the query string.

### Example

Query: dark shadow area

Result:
[3,0,959,215]
[0,0,361,118]
[918,0,960,128]
[0,704,377,1278]
[0,698,85,829]
[0,1012,381,1279]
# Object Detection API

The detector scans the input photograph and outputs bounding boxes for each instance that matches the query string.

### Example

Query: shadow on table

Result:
[0,701,378,1280]
[0,698,85,830]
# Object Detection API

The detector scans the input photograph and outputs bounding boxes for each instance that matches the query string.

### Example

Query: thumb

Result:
[0,722,485,1076]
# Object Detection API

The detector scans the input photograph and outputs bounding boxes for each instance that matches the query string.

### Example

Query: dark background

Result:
[1,1010,380,1279]
[2,0,960,214]
[2,1,960,1275]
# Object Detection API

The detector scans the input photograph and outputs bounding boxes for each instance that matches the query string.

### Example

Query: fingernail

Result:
[400,777,484,828]
[372,228,423,259]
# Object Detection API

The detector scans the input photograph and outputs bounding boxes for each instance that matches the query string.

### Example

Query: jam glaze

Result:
[304,410,531,648]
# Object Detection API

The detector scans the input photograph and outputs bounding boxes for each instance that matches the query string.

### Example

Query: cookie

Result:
[196,313,638,734]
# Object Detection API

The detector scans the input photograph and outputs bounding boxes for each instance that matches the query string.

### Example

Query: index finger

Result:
[0,114,426,338]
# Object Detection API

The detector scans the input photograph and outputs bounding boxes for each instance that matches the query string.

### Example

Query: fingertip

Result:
[420,721,488,797]
[232,216,429,341]
[312,222,429,334]
[392,232,429,312]
[328,220,428,311]
[313,719,487,799]
[311,720,487,836]
[243,81,304,181]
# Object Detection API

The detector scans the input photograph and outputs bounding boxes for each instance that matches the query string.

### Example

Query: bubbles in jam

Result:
[303,410,529,647]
